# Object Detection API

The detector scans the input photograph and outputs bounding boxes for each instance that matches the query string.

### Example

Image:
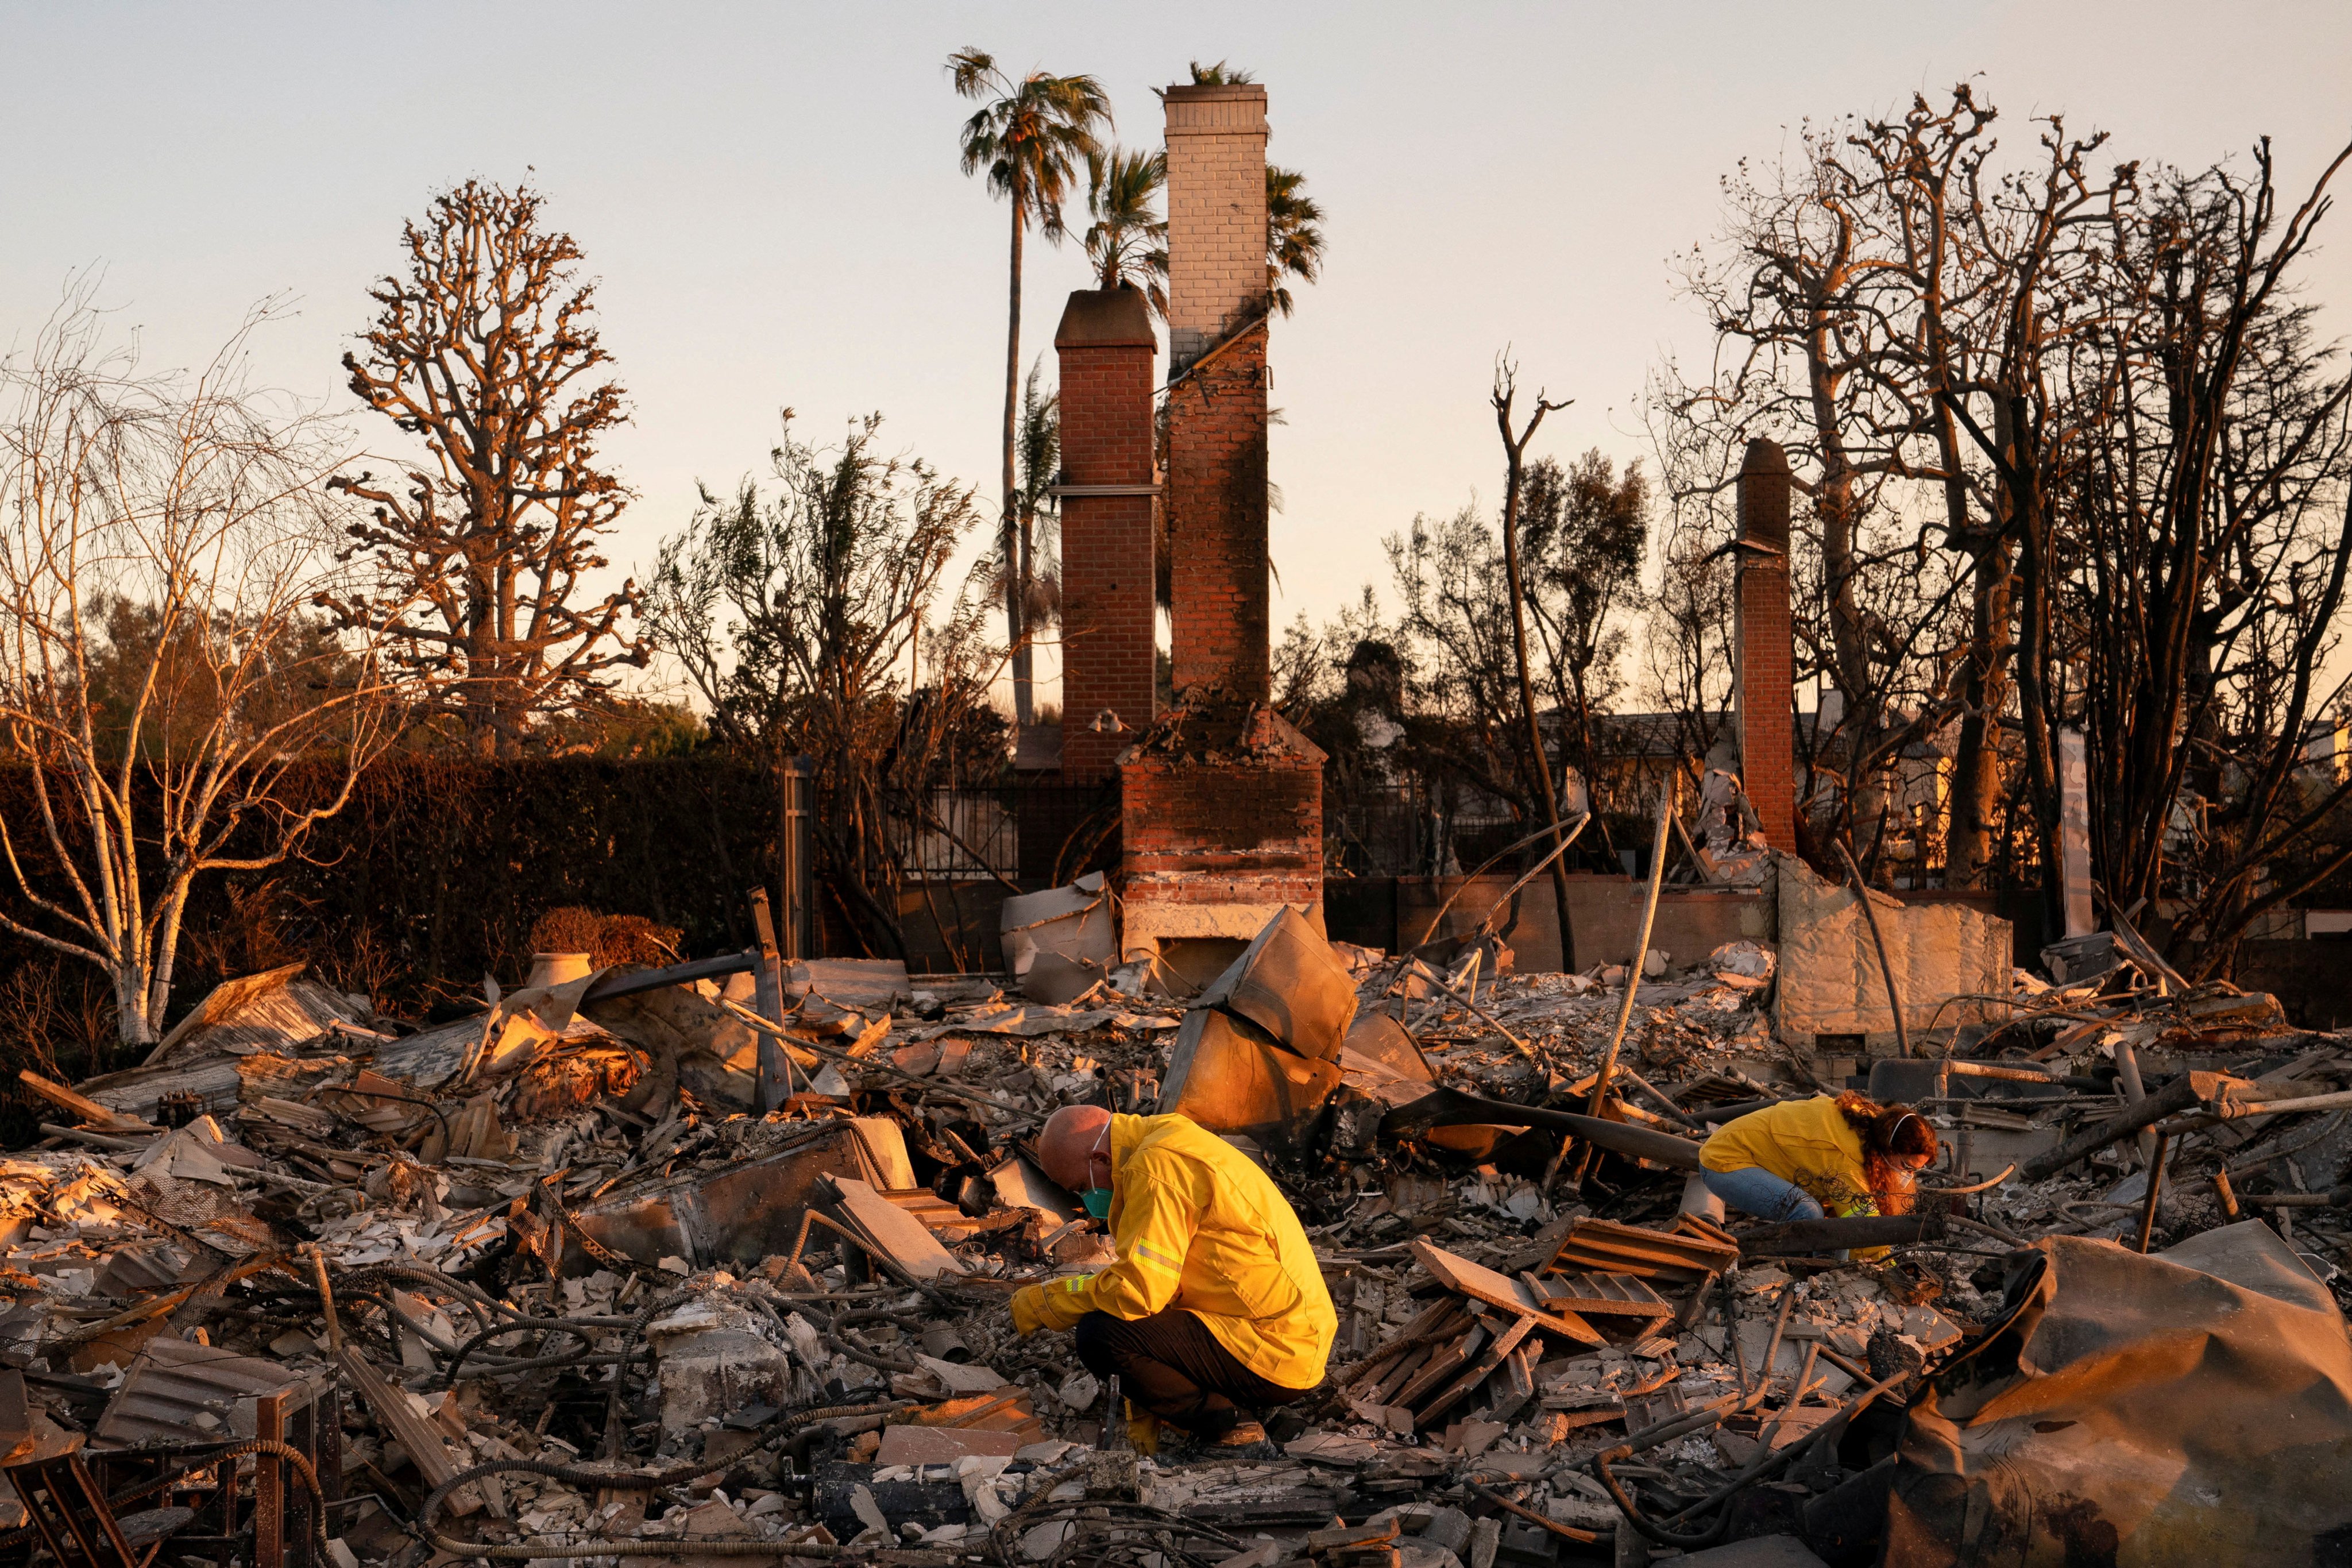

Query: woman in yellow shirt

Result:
[1698,1092,1937,1222]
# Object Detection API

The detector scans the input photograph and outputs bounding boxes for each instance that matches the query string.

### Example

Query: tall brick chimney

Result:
[1117,79,1324,967]
[1734,438,1797,849]
[1163,82,1270,699]
[1052,287,1158,782]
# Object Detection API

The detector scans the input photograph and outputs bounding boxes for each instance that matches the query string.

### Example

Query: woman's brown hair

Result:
[1835,1091,1939,1203]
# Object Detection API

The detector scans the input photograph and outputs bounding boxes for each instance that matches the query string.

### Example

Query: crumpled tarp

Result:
[1884,1221,2352,1565]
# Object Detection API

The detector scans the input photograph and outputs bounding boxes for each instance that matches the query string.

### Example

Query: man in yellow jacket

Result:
[1009,1105,1334,1449]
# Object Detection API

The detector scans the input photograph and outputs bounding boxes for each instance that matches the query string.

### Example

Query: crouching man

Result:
[1009,1104,1334,1450]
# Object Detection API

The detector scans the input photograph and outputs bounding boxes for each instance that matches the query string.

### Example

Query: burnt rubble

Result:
[2,898,2350,1568]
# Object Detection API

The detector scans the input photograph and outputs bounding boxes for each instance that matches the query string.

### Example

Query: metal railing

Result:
[882,782,1118,885]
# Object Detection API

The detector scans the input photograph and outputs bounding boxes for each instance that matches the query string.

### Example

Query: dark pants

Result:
[1072,1309,1313,1437]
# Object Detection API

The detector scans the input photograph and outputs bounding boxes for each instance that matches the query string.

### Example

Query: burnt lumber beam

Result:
[2020,1072,2243,1180]
[1379,1087,1704,1170]
[1736,1215,1944,1257]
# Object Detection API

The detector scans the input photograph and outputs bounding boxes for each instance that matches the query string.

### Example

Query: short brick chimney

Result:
[1163,82,1270,700]
[1052,287,1158,782]
[1734,438,1797,848]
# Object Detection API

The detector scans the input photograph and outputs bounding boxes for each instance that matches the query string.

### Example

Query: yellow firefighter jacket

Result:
[1009,1112,1335,1391]
[1700,1095,1916,1263]
[1701,1094,1877,1215]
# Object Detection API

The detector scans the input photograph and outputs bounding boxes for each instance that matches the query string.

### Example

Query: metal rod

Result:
[1758,1287,1795,1387]
[309,1245,343,1355]
[1591,787,1676,1119]
[2136,1131,2171,1253]
[578,950,758,1005]
[1405,958,1531,1055]
[1837,840,1910,1059]
[1411,813,1592,951]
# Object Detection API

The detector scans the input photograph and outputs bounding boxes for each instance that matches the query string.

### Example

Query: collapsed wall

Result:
[1121,692,1326,960]
[1772,852,2011,1050]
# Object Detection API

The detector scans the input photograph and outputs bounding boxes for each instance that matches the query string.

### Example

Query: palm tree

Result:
[1265,165,1324,317]
[1015,360,1061,649]
[947,48,1111,733]
[1180,63,1326,318]
[1084,148,1168,316]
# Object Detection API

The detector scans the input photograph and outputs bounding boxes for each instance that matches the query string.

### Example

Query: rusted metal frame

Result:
[254,1391,288,1568]
[12,1453,147,1568]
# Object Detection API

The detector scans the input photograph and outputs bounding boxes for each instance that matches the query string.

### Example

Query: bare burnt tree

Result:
[0,288,397,1049]
[329,180,647,755]
[1520,450,1650,813]
[1666,88,2135,883]
[1490,361,1579,952]
[1670,124,1930,860]
[1640,376,1742,770]
[1384,503,1532,809]
[2057,142,2352,970]
[1666,83,2352,975]
[1861,96,2138,893]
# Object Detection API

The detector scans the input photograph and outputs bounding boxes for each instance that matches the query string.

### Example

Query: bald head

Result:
[1038,1104,1114,1194]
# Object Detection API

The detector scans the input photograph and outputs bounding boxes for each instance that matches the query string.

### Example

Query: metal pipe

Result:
[1836,841,1910,1059]
[1737,1215,1942,1256]
[1940,1060,2064,1083]
[580,949,758,1005]
[2114,1037,2157,1170]
[2022,1072,2208,1179]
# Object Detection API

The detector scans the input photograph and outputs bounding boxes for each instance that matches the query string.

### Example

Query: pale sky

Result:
[6,2,2349,706]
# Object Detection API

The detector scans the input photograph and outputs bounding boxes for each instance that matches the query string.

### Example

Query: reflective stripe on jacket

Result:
[1008,1112,1335,1390]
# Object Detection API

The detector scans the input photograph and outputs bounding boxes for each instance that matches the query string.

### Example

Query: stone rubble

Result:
[0,917,2346,1568]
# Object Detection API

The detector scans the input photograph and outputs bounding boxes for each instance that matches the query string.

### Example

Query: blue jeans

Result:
[1702,1167,1825,1223]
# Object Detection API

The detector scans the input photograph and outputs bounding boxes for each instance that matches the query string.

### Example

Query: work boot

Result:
[1124,1411,1162,1455]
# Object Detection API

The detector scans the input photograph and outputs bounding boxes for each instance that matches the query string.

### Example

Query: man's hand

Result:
[1010,1283,1048,1337]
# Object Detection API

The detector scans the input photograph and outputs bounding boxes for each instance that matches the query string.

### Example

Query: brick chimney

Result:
[1118,80,1323,965]
[1052,287,1158,782]
[1163,82,1270,699]
[1734,438,1797,848]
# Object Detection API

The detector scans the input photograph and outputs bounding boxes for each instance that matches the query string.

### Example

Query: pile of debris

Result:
[3,885,2352,1568]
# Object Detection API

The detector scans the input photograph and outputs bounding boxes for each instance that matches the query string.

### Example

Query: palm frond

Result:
[1266,164,1326,317]
[1084,147,1169,314]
